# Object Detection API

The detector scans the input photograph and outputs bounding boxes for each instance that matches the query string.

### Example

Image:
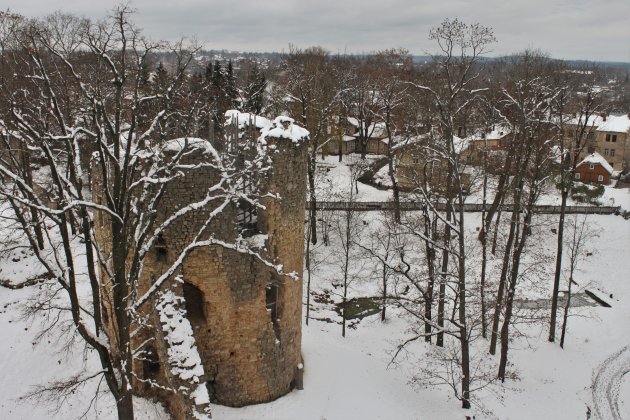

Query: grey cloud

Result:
[3,0,629,61]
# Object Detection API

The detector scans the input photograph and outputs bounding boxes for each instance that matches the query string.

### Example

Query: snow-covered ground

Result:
[1,155,629,419]
[315,155,392,202]
[0,285,169,420]
[215,211,630,420]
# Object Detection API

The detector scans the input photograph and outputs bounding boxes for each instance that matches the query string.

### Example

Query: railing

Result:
[308,201,621,215]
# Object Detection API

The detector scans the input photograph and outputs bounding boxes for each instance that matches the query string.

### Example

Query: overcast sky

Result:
[4,0,630,62]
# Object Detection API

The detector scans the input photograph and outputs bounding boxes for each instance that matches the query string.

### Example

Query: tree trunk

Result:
[389,156,401,223]
[21,150,45,249]
[479,143,515,244]
[549,188,568,342]
[489,205,518,355]
[338,133,343,162]
[385,119,401,223]
[116,391,135,420]
[423,208,436,342]
[479,172,507,242]
[342,207,351,338]
[305,223,312,326]
[456,190,471,409]
[480,167,489,338]
[498,207,530,381]
[381,261,387,322]
[559,278,572,349]
[436,183,452,348]
[560,267,575,349]
[307,155,318,245]
[491,194,505,256]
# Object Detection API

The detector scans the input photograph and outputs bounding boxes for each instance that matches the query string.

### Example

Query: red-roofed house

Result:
[569,113,630,171]
[575,152,613,185]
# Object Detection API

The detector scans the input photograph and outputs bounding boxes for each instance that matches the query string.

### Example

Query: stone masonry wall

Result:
[132,133,306,410]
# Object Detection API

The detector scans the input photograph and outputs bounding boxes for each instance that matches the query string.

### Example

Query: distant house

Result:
[348,117,389,155]
[326,134,357,155]
[568,113,630,172]
[325,117,389,156]
[396,135,471,194]
[575,152,613,185]
[462,125,511,164]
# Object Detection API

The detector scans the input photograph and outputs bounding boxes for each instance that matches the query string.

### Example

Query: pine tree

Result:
[155,62,169,91]
[204,61,213,83]
[225,60,239,109]
[211,60,224,92]
[244,63,267,114]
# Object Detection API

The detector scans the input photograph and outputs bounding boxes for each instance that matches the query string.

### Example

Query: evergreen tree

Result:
[225,60,240,109]
[244,63,267,114]
[154,62,169,91]
[204,61,213,83]
[211,60,225,92]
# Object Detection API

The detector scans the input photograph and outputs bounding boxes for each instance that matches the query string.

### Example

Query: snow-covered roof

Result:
[453,135,470,154]
[550,145,567,164]
[466,125,511,142]
[342,135,355,142]
[598,114,630,133]
[577,152,613,174]
[260,116,309,144]
[347,117,387,138]
[568,114,630,134]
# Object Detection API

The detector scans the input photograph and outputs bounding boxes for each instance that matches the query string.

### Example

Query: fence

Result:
[308,201,621,215]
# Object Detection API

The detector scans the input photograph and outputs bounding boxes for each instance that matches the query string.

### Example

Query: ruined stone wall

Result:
[93,131,308,415]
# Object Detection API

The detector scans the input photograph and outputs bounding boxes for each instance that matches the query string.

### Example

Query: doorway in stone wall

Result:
[182,281,215,400]
[183,282,206,331]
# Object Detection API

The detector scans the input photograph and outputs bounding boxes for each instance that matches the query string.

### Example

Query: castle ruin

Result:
[93,112,308,418]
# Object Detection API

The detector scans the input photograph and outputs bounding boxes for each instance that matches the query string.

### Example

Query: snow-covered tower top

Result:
[224,110,309,145]
[260,116,309,144]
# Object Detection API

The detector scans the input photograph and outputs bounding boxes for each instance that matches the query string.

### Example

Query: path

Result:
[592,345,630,420]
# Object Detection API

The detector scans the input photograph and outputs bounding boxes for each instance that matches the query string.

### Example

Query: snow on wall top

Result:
[156,289,211,415]
[569,114,630,134]
[577,152,614,174]
[162,137,218,157]
[224,110,309,144]
[225,109,272,130]
[260,115,309,144]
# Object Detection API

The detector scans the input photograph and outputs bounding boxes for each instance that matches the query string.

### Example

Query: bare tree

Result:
[560,215,598,348]
[333,161,366,337]
[408,18,496,409]
[0,8,282,419]
[549,69,602,343]
[277,46,343,245]
[483,51,563,381]
[370,49,415,222]
[341,60,381,160]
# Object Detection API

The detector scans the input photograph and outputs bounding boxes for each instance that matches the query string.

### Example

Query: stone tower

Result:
[94,113,308,418]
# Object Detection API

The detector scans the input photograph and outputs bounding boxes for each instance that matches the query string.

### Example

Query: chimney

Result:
[600,112,607,122]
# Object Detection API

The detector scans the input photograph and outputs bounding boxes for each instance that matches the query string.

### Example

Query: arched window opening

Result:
[142,345,161,380]
[266,281,281,340]
[183,282,206,328]
[155,234,168,262]
[236,198,258,237]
